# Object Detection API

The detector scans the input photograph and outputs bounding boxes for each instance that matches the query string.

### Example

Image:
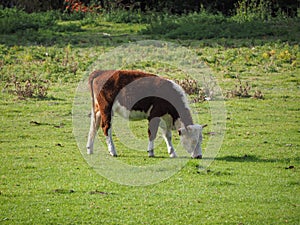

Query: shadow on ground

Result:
[214,154,300,164]
[1,13,299,47]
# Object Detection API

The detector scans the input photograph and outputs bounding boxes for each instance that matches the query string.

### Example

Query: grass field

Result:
[0,9,299,224]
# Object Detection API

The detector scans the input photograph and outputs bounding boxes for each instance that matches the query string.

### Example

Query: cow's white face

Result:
[178,124,206,158]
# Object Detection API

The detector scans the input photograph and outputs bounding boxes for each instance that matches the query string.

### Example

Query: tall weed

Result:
[232,0,273,23]
[4,74,50,99]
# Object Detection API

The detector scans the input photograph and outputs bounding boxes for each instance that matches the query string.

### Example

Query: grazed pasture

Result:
[0,10,299,224]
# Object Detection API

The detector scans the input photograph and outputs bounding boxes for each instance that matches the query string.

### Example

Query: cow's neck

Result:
[174,107,194,129]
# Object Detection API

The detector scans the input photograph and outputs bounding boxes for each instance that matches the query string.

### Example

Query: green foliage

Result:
[0,0,63,13]
[1,0,298,17]
[144,11,231,39]
[78,8,164,25]
[0,7,299,45]
[59,10,87,21]
[0,7,58,34]
[143,10,299,42]
[232,0,273,23]
[100,9,148,24]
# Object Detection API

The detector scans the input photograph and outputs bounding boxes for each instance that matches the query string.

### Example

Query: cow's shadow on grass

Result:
[117,154,192,159]
[117,154,299,165]
[214,154,300,164]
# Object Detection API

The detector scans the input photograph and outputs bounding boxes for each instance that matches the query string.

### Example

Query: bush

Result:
[142,9,298,41]
[0,7,57,34]
[226,76,264,99]
[143,11,247,39]
[4,74,50,99]
[100,8,162,24]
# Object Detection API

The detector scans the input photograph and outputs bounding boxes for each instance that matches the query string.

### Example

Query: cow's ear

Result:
[178,129,182,136]
[178,128,187,136]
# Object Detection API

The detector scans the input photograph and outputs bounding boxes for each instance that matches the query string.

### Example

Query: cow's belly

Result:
[112,100,152,121]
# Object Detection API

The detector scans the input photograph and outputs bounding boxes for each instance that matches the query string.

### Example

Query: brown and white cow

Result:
[86,70,206,158]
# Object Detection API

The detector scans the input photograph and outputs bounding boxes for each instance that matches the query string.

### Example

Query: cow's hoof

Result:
[109,151,117,157]
[148,150,155,157]
[87,148,93,154]
[193,155,202,159]
[169,152,177,158]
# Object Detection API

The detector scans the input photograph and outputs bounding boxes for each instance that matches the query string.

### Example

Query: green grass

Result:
[0,9,299,224]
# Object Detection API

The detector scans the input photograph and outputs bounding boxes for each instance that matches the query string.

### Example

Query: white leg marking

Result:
[86,111,100,154]
[106,128,117,157]
[160,115,177,158]
[162,129,177,158]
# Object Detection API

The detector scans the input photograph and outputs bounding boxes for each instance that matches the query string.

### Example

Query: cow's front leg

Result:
[86,110,100,154]
[105,128,117,157]
[162,129,177,158]
[147,117,160,157]
[102,116,117,157]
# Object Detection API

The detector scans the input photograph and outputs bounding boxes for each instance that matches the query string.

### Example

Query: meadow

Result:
[0,8,299,224]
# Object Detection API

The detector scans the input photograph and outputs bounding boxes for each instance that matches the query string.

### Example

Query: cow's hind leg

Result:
[86,110,101,154]
[148,117,160,157]
[101,115,117,157]
[105,127,117,157]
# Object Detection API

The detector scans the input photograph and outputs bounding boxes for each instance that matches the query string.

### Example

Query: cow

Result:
[86,70,206,158]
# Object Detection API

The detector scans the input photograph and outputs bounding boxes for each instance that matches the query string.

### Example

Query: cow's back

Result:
[90,70,157,104]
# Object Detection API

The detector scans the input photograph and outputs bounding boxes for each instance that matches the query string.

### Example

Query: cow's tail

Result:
[89,77,96,126]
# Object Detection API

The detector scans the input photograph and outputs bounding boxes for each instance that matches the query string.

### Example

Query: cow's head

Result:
[178,124,207,158]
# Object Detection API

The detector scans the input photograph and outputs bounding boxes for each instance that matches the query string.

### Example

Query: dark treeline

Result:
[0,0,298,17]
